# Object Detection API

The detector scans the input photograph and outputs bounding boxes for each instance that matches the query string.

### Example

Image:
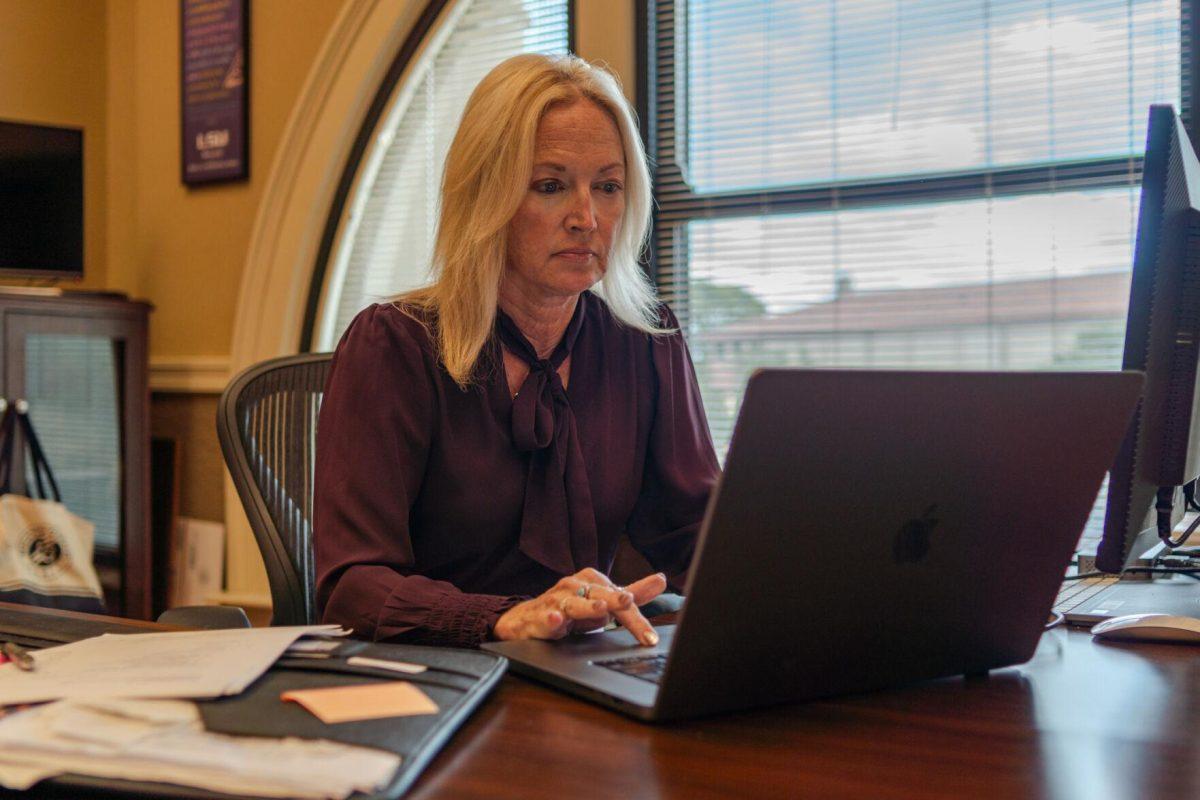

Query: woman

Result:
[314,54,719,648]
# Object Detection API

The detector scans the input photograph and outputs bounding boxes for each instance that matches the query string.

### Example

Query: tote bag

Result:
[0,402,104,612]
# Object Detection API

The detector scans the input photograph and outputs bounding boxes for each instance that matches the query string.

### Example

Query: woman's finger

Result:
[623,572,668,606]
[610,602,659,647]
[524,604,570,640]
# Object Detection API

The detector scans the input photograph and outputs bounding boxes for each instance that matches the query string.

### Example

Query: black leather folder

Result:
[0,606,507,800]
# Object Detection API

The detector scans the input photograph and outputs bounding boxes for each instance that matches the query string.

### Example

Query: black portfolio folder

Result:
[0,606,507,800]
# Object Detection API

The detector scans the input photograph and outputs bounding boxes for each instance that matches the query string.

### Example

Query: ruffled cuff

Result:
[418,592,526,648]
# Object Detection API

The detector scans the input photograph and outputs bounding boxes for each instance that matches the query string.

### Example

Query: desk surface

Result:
[3,603,1199,800]
[413,626,1200,800]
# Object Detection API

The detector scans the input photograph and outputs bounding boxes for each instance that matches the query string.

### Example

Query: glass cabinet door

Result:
[23,334,123,553]
[1,296,150,618]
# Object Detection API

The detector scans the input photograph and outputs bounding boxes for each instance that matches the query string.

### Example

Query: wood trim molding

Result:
[149,356,231,394]
[225,0,430,599]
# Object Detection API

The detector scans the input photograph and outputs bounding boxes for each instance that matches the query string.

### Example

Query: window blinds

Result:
[680,0,1179,192]
[654,0,1181,460]
[316,0,569,349]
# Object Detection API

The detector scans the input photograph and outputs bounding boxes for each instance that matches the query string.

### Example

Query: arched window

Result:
[311,0,570,350]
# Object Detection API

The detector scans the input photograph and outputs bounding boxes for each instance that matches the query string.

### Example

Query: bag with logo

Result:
[0,401,105,612]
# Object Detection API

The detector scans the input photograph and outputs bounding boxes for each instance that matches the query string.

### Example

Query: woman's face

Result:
[505,98,626,303]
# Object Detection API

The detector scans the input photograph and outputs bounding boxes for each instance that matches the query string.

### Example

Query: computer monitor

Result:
[1096,104,1200,573]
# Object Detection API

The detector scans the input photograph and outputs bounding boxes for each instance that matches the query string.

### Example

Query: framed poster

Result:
[180,0,249,185]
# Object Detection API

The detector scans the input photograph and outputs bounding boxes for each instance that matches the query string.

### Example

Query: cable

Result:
[1119,566,1200,581]
[1044,611,1066,630]
[1062,566,1200,581]
[1184,480,1200,512]
[1156,487,1197,548]
[1152,553,1200,570]
[1165,515,1198,548]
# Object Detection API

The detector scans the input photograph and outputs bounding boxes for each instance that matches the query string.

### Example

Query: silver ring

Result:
[576,585,590,599]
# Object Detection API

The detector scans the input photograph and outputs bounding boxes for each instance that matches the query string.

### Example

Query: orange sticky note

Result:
[281,681,439,723]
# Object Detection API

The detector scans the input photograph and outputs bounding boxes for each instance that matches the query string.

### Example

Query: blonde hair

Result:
[398,53,664,387]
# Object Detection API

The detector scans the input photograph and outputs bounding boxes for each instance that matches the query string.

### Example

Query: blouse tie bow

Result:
[496,297,598,576]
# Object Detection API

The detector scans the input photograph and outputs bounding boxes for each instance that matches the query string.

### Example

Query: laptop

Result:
[483,369,1144,721]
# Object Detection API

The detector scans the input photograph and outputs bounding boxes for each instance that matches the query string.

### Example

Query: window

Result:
[653,2,1182,441]
[650,0,1186,548]
[313,0,570,350]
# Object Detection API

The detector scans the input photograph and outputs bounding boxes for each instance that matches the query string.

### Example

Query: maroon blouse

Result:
[313,293,720,647]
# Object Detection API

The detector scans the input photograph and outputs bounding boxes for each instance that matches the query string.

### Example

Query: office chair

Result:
[217,352,332,626]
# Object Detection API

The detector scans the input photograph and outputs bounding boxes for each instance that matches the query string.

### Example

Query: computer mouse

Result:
[1090,613,1200,644]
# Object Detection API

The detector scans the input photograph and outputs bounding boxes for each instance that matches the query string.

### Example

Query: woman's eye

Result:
[536,181,562,194]
[598,182,623,194]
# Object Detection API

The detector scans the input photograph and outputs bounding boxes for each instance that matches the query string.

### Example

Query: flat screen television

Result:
[0,120,83,279]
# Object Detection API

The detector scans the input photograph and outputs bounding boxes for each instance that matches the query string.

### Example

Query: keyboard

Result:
[594,654,668,684]
[1053,574,1119,615]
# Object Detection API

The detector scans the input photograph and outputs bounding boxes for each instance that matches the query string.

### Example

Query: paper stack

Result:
[0,697,400,799]
[0,625,350,706]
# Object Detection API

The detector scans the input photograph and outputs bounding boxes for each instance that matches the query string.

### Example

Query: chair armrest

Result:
[157,605,252,629]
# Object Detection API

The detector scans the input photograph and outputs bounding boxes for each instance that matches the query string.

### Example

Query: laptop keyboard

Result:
[594,654,668,684]
[1053,574,1119,614]
[595,578,1118,680]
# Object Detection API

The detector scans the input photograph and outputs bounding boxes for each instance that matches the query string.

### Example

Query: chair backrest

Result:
[217,353,332,626]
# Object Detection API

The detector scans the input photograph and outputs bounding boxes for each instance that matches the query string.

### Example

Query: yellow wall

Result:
[104,0,345,523]
[0,0,109,290]
[107,0,347,358]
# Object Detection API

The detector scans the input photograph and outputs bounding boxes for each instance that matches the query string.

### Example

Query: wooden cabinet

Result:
[0,290,151,618]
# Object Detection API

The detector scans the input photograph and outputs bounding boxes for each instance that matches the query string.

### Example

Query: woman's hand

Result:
[492,568,667,646]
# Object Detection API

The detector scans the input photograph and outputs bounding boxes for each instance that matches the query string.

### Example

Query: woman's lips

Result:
[554,249,596,261]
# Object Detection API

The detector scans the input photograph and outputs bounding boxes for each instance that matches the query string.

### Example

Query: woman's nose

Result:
[565,189,598,232]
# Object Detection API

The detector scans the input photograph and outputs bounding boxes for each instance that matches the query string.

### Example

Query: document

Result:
[0,625,349,706]
[0,697,400,799]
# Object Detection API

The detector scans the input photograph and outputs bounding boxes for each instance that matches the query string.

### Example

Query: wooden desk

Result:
[3,604,1199,800]
[412,626,1200,800]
